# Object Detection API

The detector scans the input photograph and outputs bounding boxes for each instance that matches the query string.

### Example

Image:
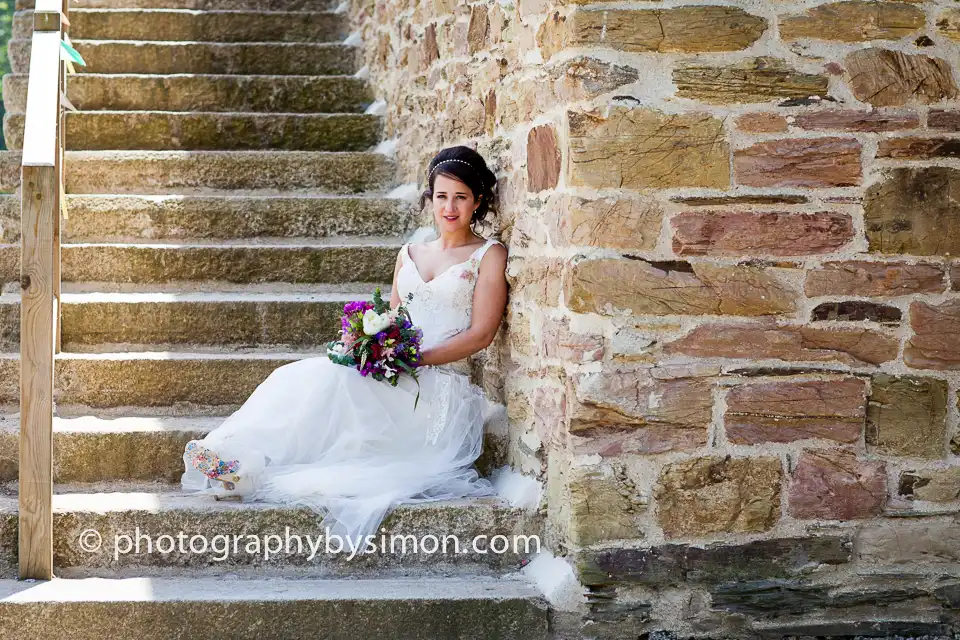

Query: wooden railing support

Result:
[18,0,68,580]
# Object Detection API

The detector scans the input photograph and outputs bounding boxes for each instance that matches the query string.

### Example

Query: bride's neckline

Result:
[406,239,490,285]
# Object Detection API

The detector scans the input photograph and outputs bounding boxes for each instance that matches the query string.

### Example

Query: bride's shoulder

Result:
[477,238,507,269]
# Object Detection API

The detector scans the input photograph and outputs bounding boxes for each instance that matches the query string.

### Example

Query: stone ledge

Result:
[10,39,359,75]
[3,73,374,114]
[0,576,548,639]
[0,491,544,576]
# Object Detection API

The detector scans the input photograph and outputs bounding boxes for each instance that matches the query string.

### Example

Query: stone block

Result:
[865,168,960,255]
[867,374,948,458]
[844,49,958,107]
[736,113,789,133]
[654,456,782,538]
[577,535,851,587]
[665,324,899,366]
[781,2,925,42]
[792,110,919,132]
[672,211,853,257]
[725,378,866,444]
[552,195,663,251]
[564,259,797,317]
[805,261,946,297]
[569,468,642,546]
[735,138,862,188]
[905,301,960,371]
[674,57,828,104]
[540,316,604,363]
[899,467,960,502]
[810,301,902,324]
[568,369,712,456]
[568,107,729,189]
[539,6,766,56]
[857,518,960,566]
[526,124,561,192]
[788,449,886,520]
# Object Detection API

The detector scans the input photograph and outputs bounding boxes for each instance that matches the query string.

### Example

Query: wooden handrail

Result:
[19,0,68,580]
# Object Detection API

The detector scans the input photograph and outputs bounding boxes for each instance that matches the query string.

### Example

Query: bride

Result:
[180,146,510,542]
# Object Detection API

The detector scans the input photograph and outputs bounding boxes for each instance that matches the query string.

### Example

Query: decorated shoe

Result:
[184,441,262,501]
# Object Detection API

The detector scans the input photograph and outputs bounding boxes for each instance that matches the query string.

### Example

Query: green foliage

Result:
[0,0,13,150]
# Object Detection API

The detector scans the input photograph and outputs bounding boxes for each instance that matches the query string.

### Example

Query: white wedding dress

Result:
[181,238,504,541]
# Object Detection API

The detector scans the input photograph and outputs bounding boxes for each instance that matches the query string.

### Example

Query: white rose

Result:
[327,343,347,356]
[362,309,392,336]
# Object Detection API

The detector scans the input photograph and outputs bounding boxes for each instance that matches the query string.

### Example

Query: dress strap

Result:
[472,238,500,265]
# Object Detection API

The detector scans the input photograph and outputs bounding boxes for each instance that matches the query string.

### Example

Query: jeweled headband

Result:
[429,158,484,191]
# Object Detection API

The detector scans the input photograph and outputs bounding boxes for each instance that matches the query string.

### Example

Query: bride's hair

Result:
[419,146,498,226]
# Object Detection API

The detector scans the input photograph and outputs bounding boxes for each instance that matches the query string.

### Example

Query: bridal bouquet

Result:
[326,288,424,408]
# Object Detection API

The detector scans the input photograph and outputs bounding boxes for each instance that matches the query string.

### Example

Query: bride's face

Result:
[431,173,480,233]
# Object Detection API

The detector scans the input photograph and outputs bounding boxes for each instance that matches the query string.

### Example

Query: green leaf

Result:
[60,40,86,66]
[372,286,389,314]
[395,359,416,375]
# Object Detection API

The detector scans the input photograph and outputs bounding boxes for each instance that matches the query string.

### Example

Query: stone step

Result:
[69,239,399,284]
[5,111,383,151]
[0,489,543,577]
[17,0,337,9]
[0,413,506,484]
[0,291,360,350]
[3,73,373,113]
[48,150,391,195]
[0,150,397,195]
[14,9,349,43]
[0,577,548,638]
[0,415,217,483]
[0,193,412,243]
[0,351,308,409]
[60,291,367,348]
[0,238,399,286]
[10,39,358,75]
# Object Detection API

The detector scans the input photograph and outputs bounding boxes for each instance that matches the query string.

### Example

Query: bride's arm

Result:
[389,248,403,310]
[418,243,508,366]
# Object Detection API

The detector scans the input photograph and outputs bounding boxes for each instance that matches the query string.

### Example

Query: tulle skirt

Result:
[181,356,497,540]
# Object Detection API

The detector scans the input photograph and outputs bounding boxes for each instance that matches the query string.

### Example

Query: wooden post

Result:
[19,2,64,579]
[18,165,56,580]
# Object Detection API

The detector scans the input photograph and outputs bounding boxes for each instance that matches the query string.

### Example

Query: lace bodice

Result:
[396,238,501,372]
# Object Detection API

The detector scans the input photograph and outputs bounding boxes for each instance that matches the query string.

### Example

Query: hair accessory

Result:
[429,158,484,191]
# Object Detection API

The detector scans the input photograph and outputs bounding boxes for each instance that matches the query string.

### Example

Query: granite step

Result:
[3,74,374,113]
[0,193,412,243]
[0,415,218,483]
[0,150,402,194]
[14,9,349,43]
[16,0,338,10]
[44,150,392,195]
[0,412,507,484]
[0,291,360,350]
[0,351,311,410]
[0,487,543,577]
[59,290,367,348]
[0,576,549,638]
[0,237,400,286]
[5,111,383,151]
[10,39,359,75]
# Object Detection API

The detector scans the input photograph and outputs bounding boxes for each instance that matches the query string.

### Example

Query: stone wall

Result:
[350,0,960,636]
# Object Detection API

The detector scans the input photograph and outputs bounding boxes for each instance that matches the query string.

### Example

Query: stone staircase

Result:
[0,1,549,636]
